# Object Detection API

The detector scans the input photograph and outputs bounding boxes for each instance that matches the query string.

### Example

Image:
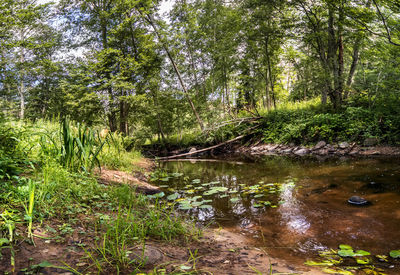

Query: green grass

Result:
[0,118,196,274]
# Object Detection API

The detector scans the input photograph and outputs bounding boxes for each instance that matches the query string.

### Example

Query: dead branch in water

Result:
[157,125,260,160]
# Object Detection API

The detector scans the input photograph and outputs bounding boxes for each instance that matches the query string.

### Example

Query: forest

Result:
[1,0,400,145]
[1,0,400,274]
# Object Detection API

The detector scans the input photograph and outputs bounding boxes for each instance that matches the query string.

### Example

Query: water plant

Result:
[305,245,397,275]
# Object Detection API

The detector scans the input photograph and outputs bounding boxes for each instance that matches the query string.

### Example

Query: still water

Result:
[156,156,400,273]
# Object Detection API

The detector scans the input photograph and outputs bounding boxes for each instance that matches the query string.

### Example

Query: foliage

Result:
[0,119,195,273]
[259,102,400,145]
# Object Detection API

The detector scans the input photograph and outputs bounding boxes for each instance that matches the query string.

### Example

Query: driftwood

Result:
[157,126,260,160]
[160,158,245,165]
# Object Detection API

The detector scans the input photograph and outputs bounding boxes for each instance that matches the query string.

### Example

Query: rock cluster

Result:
[238,139,399,157]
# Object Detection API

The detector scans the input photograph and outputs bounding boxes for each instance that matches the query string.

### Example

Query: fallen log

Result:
[157,126,260,160]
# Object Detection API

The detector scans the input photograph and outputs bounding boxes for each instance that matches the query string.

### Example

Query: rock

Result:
[338,142,350,149]
[316,149,329,155]
[349,149,359,155]
[314,141,327,150]
[294,148,309,156]
[364,137,378,147]
[326,144,335,153]
[364,150,380,155]
[282,148,293,154]
[348,196,369,206]
[128,245,163,266]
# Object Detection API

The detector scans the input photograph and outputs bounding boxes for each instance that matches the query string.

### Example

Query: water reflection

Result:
[158,156,400,269]
[279,182,310,234]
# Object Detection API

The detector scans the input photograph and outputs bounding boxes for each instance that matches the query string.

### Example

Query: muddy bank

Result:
[136,228,325,275]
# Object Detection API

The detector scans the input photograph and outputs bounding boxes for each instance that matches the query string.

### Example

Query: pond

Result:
[152,156,400,274]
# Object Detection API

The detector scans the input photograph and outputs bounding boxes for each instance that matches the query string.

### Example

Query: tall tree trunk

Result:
[327,4,340,108]
[19,47,25,120]
[119,90,129,135]
[265,37,276,109]
[152,91,165,142]
[265,37,271,110]
[345,34,362,98]
[139,11,205,131]
[337,1,345,106]
[224,61,231,115]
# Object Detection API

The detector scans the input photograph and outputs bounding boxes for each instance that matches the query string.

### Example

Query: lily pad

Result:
[338,249,355,257]
[354,250,370,256]
[390,250,400,258]
[167,193,179,201]
[230,197,240,203]
[179,205,193,210]
[191,201,204,207]
[339,244,353,250]
[356,257,370,264]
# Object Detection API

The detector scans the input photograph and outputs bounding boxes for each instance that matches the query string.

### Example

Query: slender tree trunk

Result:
[19,47,25,120]
[265,38,276,109]
[152,90,165,141]
[345,34,362,98]
[327,4,340,108]
[119,90,129,135]
[223,61,231,115]
[337,1,344,105]
[140,11,205,131]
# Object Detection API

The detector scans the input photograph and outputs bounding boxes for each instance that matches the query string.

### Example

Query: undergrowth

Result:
[151,97,400,149]
[0,118,195,274]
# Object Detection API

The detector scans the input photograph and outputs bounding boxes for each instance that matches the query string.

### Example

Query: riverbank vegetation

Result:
[0,117,196,273]
[1,0,400,150]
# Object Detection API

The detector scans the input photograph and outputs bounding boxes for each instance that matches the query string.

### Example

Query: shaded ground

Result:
[0,227,323,274]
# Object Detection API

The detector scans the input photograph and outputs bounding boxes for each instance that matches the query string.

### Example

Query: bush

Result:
[259,104,400,145]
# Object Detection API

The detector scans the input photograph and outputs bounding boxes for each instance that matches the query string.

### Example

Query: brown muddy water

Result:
[155,156,400,274]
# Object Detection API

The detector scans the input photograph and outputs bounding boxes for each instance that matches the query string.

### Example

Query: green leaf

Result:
[38,261,53,268]
[153,192,165,198]
[390,250,400,258]
[339,244,353,250]
[167,193,179,201]
[0,238,9,246]
[356,257,370,264]
[230,197,239,203]
[199,204,212,209]
[192,179,201,184]
[304,260,334,266]
[337,250,355,257]
[354,250,370,256]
